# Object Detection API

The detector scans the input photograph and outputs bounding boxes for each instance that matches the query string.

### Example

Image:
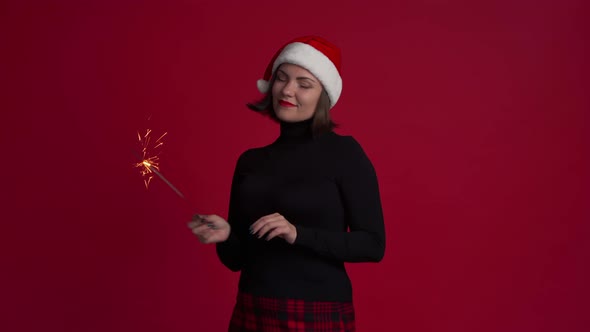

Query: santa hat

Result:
[256,36,342,109]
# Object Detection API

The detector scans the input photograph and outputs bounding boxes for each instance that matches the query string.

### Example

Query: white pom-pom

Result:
[257,79,269,93]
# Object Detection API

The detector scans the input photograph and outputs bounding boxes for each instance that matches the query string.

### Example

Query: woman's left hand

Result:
[250,213,297,244]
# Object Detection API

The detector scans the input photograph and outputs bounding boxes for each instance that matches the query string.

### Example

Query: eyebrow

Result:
[277,69,318,83]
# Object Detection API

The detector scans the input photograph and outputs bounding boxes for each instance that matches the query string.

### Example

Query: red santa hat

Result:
[256,36,342,109]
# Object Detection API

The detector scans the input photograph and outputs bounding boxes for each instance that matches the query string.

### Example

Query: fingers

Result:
[189,212,292,244]
[187,221,200,228]
[191,222,211,235]
[187,214,231,244]
[250,213,281,235]
[253,220,283,239]
[188,214,205,227]
[190,223,217,243]
[250,213,294,241]
[265,225,290,241]
[187,221,216,230]
[188,214,218,230]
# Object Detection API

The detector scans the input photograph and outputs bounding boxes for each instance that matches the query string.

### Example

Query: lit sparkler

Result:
[133,128,185,199]
[132,125,212,227]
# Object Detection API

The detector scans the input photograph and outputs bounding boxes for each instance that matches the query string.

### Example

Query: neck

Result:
[277,118,314,144]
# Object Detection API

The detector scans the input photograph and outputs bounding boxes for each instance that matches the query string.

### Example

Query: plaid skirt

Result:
[228,291,355,332]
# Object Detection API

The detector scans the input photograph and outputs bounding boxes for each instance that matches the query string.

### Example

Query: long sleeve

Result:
[215,154,247,271]
[224,128,384,301]
[294,137,386,262]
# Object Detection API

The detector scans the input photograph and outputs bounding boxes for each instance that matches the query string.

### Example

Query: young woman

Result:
[188,35,385,332]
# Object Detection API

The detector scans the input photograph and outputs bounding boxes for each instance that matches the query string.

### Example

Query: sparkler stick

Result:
[133,128,188,202]
[142,160,185,199]
[133,126,215,228]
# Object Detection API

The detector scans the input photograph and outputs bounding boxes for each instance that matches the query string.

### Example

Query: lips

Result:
[279,100,296,107]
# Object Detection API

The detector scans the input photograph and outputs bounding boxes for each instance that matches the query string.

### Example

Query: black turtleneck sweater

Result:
[216,119,385,302]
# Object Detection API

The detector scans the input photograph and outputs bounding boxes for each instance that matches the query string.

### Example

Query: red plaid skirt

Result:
[228,291,355,332]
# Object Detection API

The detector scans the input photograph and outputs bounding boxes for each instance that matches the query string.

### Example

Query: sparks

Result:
[133,124,187,200]
[135,128,167,189]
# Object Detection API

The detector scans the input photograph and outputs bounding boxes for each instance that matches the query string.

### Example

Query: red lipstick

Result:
[279,100,296,107]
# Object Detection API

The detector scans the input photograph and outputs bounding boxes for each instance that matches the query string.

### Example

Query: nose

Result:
[281,80,295,97]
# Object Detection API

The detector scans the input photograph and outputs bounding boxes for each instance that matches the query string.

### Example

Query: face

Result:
[272,63,323,123]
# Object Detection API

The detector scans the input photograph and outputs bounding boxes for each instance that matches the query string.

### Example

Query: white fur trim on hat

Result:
[257,79,270,93]
[272,42,342,108]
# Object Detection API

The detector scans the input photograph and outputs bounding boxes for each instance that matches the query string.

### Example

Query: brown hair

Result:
[246,75,338,136]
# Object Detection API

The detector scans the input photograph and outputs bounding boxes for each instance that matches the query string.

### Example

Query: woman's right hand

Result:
[187,214,231,244]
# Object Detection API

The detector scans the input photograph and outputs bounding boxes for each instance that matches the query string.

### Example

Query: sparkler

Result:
[133,124,215,229]
[133,128,185,200]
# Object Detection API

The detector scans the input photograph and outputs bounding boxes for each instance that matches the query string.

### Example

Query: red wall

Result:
[2,1,588,331]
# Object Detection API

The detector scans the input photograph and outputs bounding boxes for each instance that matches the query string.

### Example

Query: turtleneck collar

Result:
[276,118,314,144]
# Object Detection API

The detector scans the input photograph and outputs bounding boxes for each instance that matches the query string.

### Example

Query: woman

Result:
[188,35,385,332]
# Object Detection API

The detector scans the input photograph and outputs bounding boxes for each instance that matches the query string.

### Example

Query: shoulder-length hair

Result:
[246,75,338,136]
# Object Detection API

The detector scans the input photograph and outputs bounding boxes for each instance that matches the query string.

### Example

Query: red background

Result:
[2,1,589,331]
